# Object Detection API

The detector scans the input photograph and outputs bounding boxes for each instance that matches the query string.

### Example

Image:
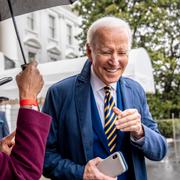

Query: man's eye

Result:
[118,52,127,56]
[118,52,126,55]
[101,51,111,55]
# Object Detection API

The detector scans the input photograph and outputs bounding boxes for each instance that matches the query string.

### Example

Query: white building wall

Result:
[0,5,81,67]
[0,20,18,61]
[0,52,4,71]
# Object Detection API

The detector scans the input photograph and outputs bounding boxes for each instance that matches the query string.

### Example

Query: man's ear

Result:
[86,43,92,62]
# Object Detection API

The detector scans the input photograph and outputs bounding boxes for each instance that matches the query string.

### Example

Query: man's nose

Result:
[110,52,120,65]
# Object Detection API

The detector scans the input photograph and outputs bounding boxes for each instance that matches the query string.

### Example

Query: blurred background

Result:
[0,0,179,179]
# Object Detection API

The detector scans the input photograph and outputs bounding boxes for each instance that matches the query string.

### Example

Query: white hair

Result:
[87,16,132,50]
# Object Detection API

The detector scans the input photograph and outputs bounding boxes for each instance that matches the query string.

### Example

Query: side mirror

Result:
[0,77,13,86]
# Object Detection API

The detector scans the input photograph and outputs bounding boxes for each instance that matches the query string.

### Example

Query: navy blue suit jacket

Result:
[43,60,167,180]
[0,111,9,139]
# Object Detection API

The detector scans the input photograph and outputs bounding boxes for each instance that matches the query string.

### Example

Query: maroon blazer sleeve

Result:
[0,108,51,180]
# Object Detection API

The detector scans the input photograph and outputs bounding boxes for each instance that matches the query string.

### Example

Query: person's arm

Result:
[0,61,51,179]
[130,90,167,160]
[115,86,167,161]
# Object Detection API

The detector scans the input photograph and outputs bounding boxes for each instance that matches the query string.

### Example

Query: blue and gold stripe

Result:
[104,86,117,153]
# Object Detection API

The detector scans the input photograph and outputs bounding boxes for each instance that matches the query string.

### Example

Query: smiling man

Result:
[43,16,167,180]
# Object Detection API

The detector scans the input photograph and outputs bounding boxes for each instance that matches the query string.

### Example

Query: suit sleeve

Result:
[42,87,84,180]
[2,112,10,137]
[0,111,9,138]
[0,108,51,180]
[131,86,167,161]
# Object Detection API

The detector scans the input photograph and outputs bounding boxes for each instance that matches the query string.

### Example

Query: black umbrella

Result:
[0,0,77,65]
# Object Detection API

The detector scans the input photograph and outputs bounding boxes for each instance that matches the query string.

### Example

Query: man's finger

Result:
[113,107,122,115]
[94,157,102,165]
[121,109,137,117]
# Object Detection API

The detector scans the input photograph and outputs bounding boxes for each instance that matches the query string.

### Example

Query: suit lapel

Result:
[90,90,110,154]
[115,78,134,150]
[120,78,134,109]
[75,61,94,162]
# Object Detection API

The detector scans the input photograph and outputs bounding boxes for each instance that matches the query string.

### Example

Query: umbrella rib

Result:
[7,0,27,65]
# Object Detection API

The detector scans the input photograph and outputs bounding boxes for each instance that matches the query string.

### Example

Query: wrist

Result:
[132,125,144,140]
[20,99,38,106]
[19,92,36,101]
[20,99,39,111]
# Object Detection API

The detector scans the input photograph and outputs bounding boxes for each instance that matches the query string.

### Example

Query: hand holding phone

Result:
[97,152,128,177]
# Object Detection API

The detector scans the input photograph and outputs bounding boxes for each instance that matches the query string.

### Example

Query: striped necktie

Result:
[104,85,117,153]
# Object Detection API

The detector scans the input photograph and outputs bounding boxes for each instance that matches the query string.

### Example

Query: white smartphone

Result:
[97,151,128,177]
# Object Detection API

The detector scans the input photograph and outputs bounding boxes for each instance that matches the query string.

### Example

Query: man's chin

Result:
[103,78,120,85]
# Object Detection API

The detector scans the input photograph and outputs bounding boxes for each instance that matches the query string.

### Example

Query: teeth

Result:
[106,69,117,73]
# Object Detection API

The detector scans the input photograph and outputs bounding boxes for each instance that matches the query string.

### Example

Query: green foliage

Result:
[147,93,180,119]
[73,0,180,118]
[157,120,173,138]
[157,119,180,138]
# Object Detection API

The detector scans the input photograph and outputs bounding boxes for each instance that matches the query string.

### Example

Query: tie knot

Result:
[104,86,111,94]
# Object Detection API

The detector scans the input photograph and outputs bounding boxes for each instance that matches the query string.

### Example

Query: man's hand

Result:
[0,131,16,155]
[114,107,144,139]
[83,157,117,180]
[16,61,44,100]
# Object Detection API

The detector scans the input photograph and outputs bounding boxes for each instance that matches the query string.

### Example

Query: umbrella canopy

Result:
[0,0,77,21]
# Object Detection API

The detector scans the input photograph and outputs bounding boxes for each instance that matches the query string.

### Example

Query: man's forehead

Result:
[96,26,127,34]
[94,27,128,41]
[94,38,129,51]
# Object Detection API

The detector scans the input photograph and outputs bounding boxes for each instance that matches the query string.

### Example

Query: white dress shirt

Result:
[90,66,117,127]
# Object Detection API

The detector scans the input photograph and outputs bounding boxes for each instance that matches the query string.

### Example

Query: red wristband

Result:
[20,99,38,106]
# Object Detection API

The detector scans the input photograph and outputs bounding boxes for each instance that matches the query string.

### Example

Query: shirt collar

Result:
[90,65,117,92]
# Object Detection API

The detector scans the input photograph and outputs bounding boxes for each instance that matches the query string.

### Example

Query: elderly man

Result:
[0,61,51,179]
[43,16,167,180]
